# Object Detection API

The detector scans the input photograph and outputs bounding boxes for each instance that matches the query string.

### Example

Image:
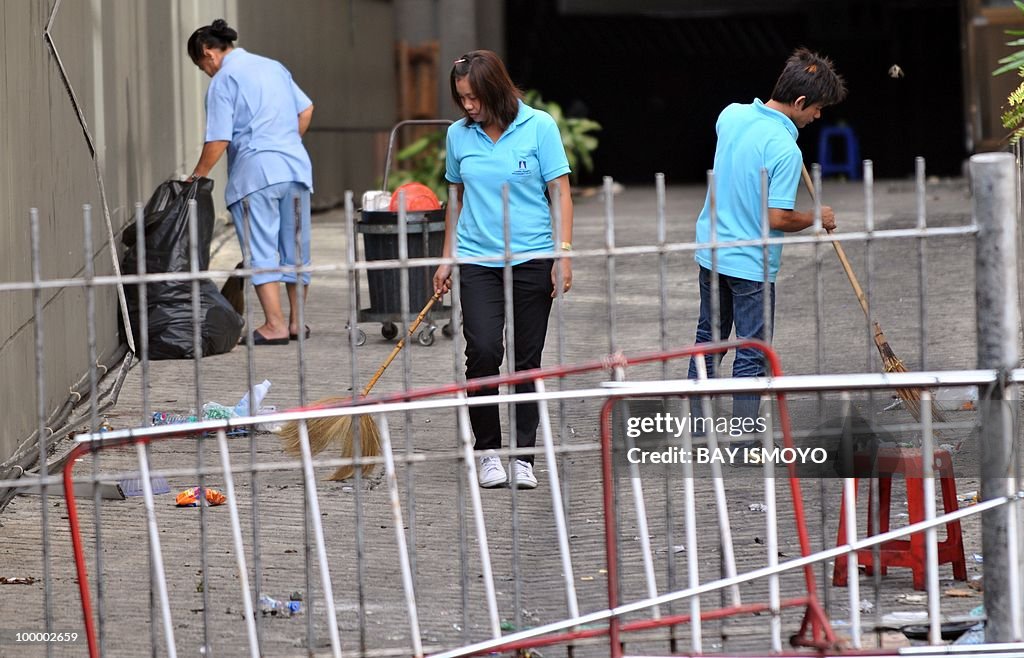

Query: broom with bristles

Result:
[800,165,947,426]
[278,291,442,480]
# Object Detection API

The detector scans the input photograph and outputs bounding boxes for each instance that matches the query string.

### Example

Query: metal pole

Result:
[971,151,1024,643]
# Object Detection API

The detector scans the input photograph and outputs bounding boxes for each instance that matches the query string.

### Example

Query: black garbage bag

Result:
[121,178,243,359]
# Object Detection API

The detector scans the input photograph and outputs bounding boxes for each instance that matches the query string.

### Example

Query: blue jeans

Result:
[687,266,775,423]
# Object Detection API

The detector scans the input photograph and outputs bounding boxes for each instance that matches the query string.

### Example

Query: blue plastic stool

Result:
[817,123,861,180]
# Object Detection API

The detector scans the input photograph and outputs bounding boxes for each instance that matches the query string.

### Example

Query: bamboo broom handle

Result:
[800,164,870,318]
[361,291,442,396]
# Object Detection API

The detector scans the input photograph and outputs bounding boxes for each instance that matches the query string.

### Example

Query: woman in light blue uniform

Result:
[433,50,574,490]
[187,19,314,346]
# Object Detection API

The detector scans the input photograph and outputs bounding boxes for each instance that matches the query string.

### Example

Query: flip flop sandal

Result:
[289,325,311,341]
[241,329,289,346]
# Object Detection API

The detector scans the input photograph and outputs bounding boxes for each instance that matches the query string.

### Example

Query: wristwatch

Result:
[559,241,573,252]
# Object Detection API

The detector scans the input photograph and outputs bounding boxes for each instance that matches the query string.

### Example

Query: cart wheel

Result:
[348,327,366,347]
[441,322,454,338]
[381,322,399,340]
[416,327,436,347]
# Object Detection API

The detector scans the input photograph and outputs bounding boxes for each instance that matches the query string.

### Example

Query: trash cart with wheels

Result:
[347,119,453,347]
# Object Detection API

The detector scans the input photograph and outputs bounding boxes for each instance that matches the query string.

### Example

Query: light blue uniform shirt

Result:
[205,48,314,206]
[446,101,570,265]
[695,98,802,283]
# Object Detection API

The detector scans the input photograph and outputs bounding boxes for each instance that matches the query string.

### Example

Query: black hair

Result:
[187,19,238,64]
[450,50,522,130]
[770,47,847,109]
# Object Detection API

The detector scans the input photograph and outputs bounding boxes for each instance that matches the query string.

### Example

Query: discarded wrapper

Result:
[175,486,227,507]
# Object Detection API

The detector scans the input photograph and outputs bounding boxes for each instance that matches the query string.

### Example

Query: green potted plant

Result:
[386,130,449,203]
[523,90,602,184]
[993,0,1024,143]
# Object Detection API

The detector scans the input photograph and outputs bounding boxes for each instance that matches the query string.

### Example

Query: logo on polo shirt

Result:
[512,152,533,177]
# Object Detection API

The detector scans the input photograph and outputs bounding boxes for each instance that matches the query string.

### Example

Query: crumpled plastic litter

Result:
[952,623,986,645]
[201,402,236,420]
[197,380,275,435]
[934,385,978,411]
[175,486,226,507]
[881,386,978,412]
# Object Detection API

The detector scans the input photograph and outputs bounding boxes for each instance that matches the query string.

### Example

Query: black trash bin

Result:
[354,208,451,345]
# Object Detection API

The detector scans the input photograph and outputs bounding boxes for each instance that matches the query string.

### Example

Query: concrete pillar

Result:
[395,0,436,44]
[475,0,505,59]
[438,0,477,118]
[971,151,1024,643]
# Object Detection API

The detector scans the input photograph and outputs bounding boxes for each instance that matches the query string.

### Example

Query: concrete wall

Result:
[0,0,232,472]
[240,0,398,208]
[236,0,506,206]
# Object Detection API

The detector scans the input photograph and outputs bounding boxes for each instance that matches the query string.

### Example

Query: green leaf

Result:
[523,87,601,180]
[998,49,1024,61]
[396,135,435,160]
[995,2,1024,81]
[996,63,1022,77]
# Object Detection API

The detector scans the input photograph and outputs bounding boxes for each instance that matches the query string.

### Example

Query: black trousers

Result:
[460,259,554,464]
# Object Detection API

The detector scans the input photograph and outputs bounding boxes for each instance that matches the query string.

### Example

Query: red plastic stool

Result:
[833,446,967,590]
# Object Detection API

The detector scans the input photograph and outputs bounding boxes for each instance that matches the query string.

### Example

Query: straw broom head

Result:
[328,414,381,481]
[873,322,949,426]
[278,397,380,479]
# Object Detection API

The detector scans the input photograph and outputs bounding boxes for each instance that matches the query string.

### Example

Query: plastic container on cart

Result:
[348,119,453,347]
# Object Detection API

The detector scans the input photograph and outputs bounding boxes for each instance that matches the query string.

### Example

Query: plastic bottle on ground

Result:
[234,380,272,417]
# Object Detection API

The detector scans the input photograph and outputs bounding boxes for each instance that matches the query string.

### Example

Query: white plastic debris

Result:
[234,379,272,417]
[859,599,875,614]
[934,385,978,411]
[748,503,768,512]
[882,611,929,625]
[255,406,281,433]
[900,594,927,604]
[361,190,390,211]
[882,397,903,412]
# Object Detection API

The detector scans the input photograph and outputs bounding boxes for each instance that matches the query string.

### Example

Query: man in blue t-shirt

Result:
[689,48,846,434]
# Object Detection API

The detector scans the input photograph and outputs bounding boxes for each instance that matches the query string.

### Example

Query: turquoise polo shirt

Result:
[205,48,314,206]
[694,98,802,283]
[446,101,571,265]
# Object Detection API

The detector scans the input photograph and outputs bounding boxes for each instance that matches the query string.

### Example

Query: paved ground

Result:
[0,177,996,657]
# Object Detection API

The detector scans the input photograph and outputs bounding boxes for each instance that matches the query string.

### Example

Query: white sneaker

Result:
[478,455,507,488]
[508,459,538,489]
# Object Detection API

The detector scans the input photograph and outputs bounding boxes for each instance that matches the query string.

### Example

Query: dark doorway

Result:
[506,0,965,185]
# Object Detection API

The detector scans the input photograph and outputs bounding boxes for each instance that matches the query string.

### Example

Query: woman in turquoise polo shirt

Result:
[432,50,574,490]
[186,19,315,346]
